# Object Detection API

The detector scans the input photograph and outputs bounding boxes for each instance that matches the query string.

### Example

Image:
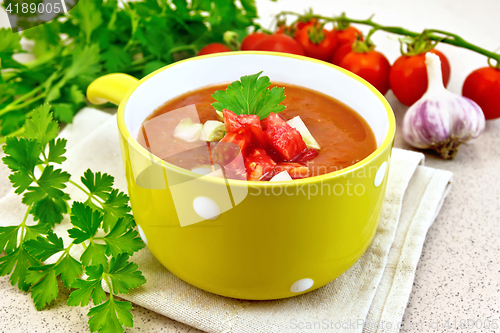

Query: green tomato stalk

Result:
[276,11,500,64]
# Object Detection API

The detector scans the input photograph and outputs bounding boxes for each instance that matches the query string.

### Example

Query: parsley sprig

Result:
[0,104,146,332]
[0,0,259,142]
[212,71,286,119]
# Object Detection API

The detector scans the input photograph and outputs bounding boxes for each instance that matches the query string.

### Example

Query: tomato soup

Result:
[138,83,377,178]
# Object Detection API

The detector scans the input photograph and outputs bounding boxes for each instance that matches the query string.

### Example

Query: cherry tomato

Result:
[263,112,307,161]
[254,34,305,56]
[332,26,362,46]
[296,19,318,32]
[389,49,451,106]
[462,66,500,120]
[275,25,286,34]
[198,43,231,56]
[295,24,338,61]
[241,33,268,51]
[339,50,392,95]
[331,41,353,66]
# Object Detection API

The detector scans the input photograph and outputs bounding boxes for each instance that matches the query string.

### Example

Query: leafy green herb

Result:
[1,104,146,332]
[0,0,260,142]
[67,254,146,332]
[212,71,286,119]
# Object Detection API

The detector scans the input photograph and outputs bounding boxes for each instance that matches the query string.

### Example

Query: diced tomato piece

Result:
[219,131,248,151]
[261,111,287,129]
[216,131,249,170]
[223,109,245,133]
[274,163,310,179]
[297,148,319,162]
[237,113,260,127]
[244,148,277,181]
[263,112,307,161]
[213,133,249,180]
[237,114,266,148]
[223,109,266,148]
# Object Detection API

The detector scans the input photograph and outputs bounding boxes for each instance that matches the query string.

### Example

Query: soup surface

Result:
[138,83,377,178]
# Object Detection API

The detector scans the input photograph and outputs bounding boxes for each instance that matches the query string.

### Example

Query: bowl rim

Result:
[117,51,396,188]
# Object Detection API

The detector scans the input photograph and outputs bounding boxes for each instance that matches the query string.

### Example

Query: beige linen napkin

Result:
[0,109,452,333]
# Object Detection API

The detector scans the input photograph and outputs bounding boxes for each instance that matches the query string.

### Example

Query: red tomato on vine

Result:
[296,19,318,32]
[330,25,363,66]
[462,66,500,120]
[332,26,363,46]
[331,42,354,65]
[198,43,231,55]
[241,33,268,51]
[389,49,451,106]
[339,50,392,95]
[254,34,305,56]
[295,24,338,61]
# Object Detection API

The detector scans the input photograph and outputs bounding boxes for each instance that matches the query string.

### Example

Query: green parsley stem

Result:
[0,126,25,144]
[1,71,18,82]
[69,180,90,196]
[0,92,46,116]
[20,46,63,72]
[69,179,106,207]
[19,204,32,242]
[42,151,49,165]
[0,86,44,116]
[54,243,74,266]
[103,274,114,299]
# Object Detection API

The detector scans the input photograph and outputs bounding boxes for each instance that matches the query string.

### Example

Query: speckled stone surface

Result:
[1,0,499,332]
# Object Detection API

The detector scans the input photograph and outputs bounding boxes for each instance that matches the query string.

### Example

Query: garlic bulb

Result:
[402,52,485,159]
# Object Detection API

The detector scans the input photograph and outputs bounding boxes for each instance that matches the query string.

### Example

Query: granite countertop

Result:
[1,0,499,331]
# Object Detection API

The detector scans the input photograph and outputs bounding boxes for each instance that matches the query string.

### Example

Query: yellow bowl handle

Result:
[87,73,139,105]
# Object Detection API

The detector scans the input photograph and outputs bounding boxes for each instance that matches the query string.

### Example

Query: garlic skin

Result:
[402,52,485,159]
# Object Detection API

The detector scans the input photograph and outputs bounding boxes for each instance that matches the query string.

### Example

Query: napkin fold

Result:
[0,108,452,333]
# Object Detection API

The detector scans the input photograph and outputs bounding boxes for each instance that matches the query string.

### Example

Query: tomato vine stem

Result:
[276,11,500,63]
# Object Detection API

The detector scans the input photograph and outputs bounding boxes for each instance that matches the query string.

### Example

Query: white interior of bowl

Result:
[125,53,390,147]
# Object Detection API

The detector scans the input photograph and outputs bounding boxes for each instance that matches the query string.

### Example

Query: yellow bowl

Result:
[87,52,395,300]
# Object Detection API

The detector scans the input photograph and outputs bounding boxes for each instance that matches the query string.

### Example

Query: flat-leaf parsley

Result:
[0,104,146,332]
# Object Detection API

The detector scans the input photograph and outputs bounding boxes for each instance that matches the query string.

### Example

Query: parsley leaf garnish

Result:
[212,71,286,119]
[1,105,146,332]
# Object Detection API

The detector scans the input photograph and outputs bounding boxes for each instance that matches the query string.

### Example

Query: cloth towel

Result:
[0,108,453,333]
